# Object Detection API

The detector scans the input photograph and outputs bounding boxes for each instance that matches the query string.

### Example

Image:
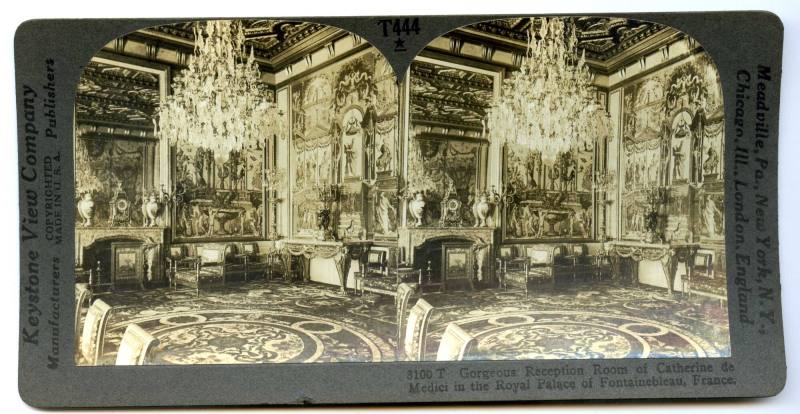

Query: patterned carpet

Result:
[91,280,730,365]
[421,285,730,360]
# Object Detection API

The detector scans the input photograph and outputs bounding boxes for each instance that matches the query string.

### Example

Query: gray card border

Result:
[15,11,785,407]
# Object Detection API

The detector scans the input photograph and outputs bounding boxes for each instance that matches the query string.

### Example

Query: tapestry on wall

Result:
[502,144,594,240]
[74,60,161,228]
[406,137,485,227]
[406,60,495,228]
[173,146,265,240]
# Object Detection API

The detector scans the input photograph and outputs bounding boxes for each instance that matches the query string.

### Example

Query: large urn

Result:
[77,192,95,227]
[472,194,491,227]
[407,192,425,227]
[142,194,160,227]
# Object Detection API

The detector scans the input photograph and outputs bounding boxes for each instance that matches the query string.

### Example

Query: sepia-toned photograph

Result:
[72,16,729,366]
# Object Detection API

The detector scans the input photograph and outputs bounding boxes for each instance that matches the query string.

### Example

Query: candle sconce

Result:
[264,168,286,240]
[313,183,341,241]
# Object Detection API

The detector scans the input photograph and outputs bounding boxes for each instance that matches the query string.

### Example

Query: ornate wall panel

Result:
[619,52,724,243]
[289,49,400,237]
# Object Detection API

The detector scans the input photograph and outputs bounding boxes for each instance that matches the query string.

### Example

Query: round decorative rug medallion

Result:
[433,310,718,359]
[107,309,394,364]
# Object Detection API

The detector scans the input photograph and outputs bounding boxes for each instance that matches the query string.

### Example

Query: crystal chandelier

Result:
[486,17,610,163]
[156,20,286,162]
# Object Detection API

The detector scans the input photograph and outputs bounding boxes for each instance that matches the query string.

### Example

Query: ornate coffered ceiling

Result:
[127,20,348,71]
[410,61,494,131]
[452,17,681,72]
[76,61,160,129]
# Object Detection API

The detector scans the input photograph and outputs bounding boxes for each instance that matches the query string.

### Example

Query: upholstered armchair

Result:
[239,242,269,281]
[74,283,92,351]
[435,323,476,361]
[77,299,113,366]
[170,244,231,296]
[357,248,422,297]
[685,251,726,303]
[565,243,594,282]
[395,283,418,348]
[402,298,435,361]
[502,245,571,296]
[115,323,160,365]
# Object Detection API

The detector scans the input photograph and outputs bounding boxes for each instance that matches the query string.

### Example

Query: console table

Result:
[279,238,371,295]
[604,241,699,295]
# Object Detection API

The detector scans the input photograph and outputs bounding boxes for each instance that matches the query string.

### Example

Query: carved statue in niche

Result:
[672,140,685,181]
[376,139,391,173]
[374,190,397,234]
[702,194,723,237]
[340,107,364,179]
[361,94,378,180]
[704,146,719,175]
[329,119,342,182]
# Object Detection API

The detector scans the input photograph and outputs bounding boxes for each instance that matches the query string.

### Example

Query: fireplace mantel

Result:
[75,226,169,282]
[398,226,498,282]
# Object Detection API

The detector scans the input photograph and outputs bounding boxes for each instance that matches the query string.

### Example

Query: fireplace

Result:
[75,227,168,288]
[398,227,497,285]
[413,237,479,291]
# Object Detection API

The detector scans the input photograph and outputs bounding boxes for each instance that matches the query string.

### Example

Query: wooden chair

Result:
[395,283,418,348]
[566,243,593,282]
[436,323,477,361]
[115,323,160,365]
[166,245,192,290]
[358,247,422,298]
[77,299,113,365]
[402,299,435,361]
[224,243,248,283]
[591,250,613,281]
[496,245,526,290]
[239,242,269,281]
[693,251,715,279]
[366,249,389,277]
[357,248,388,295]
[501,246,564,296]
[74,283,92,350]
[265,248,287,281]
[685,251,726,303]
[171,245,230,296]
